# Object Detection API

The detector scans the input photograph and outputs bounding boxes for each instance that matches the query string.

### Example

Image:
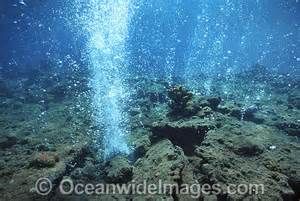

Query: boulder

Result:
[197,106,213,118]
[195,96,221,111]
[104,156,133,184]
[206,97,221,110]
[167,85,195,117]
[71,160,98,180]
[30,152,59,168]
[133,139,189,200]
[219,103,264,123]
[233,138,264,156]
[132,136,151,159]
[218,103,242,117]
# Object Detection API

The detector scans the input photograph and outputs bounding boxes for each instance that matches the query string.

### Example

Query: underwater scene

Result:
[0,0,299,200]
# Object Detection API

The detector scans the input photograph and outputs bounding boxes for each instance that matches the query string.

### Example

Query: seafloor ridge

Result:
[0,62,299,201]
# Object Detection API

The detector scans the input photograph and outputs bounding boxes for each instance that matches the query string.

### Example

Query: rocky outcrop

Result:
[218,103,265,123]
[131,136,151,159]
[197,96,221,110]
[30,152,60,168]
[133,140,192,200]
[104,156,133,184]
[167,85,196,117]
[233,138,264,156]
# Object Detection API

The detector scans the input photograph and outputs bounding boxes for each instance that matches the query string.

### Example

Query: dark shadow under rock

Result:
[151,120,214,156]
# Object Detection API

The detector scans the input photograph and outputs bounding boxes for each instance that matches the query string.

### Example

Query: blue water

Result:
[0,0,299,157]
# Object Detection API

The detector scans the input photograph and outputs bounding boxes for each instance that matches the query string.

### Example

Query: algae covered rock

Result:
[104,156,133,184]
[197,106,213,118]
[219,103,264,123]
[132,139,200,200]
[167,85,195,117]
[233,138,264,156]
[30,151,60,168]
[218,102,242,117]
[71,159,98,180]
[132,136,151,159]
[206,97,221,110]
[133,140,188,196]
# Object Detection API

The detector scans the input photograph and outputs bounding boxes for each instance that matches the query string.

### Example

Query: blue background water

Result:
[0,0,299,76]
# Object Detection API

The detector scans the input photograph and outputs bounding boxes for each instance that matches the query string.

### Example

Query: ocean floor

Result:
[0,64,299,201]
